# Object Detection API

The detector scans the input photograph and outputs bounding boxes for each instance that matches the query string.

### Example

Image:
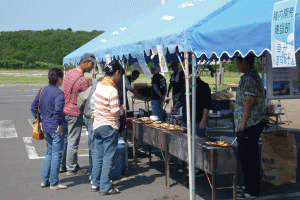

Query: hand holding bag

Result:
[32,88,45,140]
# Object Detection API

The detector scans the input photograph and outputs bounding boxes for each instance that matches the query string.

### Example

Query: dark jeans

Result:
[237,121,265,196]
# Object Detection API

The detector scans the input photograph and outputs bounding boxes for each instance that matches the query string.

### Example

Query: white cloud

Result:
[178,2,193,8]
[161,15,174,20]
[111,31,118,35]
[287,33,294,43]
[100,39,107,42]
[119,27,126,31]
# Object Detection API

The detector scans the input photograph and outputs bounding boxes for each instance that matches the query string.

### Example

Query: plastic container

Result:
[110,140,126,177]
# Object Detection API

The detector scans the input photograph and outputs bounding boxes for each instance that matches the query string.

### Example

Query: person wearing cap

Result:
[235,53,266,199]
[150,64,167,121]
[167,62,185,107]
[89,62,125,195]
[60,53,97,176]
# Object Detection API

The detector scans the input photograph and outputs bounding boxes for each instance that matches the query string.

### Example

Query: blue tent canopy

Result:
[63,0,300,64]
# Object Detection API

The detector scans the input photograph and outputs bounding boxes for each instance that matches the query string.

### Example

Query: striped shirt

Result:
[91,82,123,130]
[63,68,89,117]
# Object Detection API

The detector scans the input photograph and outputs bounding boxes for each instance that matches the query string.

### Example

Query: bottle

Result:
[277,100,281,108]
[276,100,282,113]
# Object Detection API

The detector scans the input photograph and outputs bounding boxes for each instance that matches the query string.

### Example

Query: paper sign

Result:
[135,45,152,77]
[157,45,169,73]
[271,0,297,68]
[105,54,112,64]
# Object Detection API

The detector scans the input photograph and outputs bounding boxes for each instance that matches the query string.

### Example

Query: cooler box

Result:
[110,140,126,177]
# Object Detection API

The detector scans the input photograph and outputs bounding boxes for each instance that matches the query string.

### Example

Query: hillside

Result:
[0,29,103,68]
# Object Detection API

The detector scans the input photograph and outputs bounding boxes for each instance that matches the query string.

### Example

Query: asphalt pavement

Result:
[1,84,300,200]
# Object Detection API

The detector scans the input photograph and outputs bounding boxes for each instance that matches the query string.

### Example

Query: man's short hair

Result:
[132,70,140,75]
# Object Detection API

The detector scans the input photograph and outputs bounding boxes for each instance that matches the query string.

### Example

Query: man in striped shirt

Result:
[90,62,125,195]
[61,53,98,176]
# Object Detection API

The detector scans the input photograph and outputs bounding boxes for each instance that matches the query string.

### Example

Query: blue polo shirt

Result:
[31,84,67,133]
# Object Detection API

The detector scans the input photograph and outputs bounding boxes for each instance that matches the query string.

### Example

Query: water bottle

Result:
[276,100,282,113]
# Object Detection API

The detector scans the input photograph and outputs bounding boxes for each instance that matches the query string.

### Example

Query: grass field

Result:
[0,70,243,91]
[134,72,243,91]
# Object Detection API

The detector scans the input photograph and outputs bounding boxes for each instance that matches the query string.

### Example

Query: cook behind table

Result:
[61,53,98,176]
[171,66,211,137]
[167,62,185,106]
[150,64,167,121]
[31,68,67,190]
[234,53,266,199]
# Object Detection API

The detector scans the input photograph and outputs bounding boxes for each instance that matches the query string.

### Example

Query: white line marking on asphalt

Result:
[28,119,35,129]
[0,120,18,138]
[23,137,45,159]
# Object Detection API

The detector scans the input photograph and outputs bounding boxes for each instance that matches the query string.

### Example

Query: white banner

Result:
[157,45,169,73]
[105,54,112,64]
[271,0,297,68]
[135,45,152,77]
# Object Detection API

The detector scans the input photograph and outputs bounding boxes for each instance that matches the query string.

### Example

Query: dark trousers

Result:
[237,121,265,196]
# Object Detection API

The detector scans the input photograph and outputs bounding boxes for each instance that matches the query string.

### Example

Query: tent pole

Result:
[214,60,218,93]
[183,51,194,200]
[191,53,196,200]
[121,60,129,173]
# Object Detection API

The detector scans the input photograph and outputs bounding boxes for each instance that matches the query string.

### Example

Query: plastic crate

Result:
[110,140,125,177]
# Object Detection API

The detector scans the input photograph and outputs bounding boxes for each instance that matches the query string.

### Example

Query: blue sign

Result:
[271,0,297,67]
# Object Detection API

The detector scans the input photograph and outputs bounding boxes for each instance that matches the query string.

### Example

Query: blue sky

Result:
[0,0,167,32]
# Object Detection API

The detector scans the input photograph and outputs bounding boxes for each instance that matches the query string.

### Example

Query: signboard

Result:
[266,51,300,99]
[271,0,297,68]
[135,45,152,77]
[157,45,169,73]
[105,54,112,64]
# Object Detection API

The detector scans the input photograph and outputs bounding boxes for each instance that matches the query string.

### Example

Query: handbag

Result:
[32,88,45,140]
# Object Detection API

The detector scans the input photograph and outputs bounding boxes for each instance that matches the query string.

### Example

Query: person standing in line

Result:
[60,53,98,176]
[90,62,125,195]
[234,53,266,199]
[150,64,167,121]
[31,68,67,190]
[83,76,103,183]
[167,62,185,107]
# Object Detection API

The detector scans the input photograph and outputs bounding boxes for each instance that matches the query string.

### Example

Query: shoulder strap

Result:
[69,75,83,93]
[37,87,44,117]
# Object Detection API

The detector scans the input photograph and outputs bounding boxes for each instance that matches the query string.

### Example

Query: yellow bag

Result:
[261,130,297,185]
[32,118,44,140]
[32,88,45,140]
